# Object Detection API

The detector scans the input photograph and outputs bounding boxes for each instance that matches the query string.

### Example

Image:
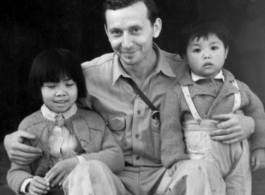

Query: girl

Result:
[7,49,124,195]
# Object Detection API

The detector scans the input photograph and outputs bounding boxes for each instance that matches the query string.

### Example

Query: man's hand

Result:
[44,157,78,187]
[29,176,50,195]
[4,130,43,165]
[210,112,254,144]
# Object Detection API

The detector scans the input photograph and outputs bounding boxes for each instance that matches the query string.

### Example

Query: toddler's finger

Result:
[253,160,261,172]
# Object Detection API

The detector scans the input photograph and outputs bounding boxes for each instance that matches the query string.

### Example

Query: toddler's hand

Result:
[29,176,50,195]
[251,148,265,171]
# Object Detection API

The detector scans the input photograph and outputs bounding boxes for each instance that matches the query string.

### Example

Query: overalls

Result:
[181,81,251,195]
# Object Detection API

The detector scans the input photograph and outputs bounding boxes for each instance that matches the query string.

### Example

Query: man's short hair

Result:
[103,0,159,25]
[178,19,231,58]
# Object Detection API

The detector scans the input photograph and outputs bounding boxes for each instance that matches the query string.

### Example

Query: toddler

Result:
[160,20,265,195]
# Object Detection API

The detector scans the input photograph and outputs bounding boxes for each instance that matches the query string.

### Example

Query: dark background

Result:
[1,0,265,140]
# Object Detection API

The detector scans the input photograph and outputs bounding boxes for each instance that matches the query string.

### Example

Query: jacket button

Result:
[137,110,141,114]
[136,156,140,160]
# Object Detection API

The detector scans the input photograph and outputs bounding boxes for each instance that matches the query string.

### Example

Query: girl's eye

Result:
[66,83,74,87]
[43,83,56,88]
[193,48,201,53]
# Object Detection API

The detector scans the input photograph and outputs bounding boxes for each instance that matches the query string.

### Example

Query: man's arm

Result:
[4,130,43,165]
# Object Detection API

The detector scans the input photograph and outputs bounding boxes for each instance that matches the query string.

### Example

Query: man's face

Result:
[185,34,229,78]
[105,2,161,66]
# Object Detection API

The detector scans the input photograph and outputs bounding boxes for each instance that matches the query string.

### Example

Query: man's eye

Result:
[131,28,140,33]
[111,30,122,37]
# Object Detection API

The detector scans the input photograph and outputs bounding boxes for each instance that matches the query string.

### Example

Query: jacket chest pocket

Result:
[105,115,126,148]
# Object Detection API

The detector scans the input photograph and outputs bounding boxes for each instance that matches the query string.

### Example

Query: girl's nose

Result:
[55,90,66,97]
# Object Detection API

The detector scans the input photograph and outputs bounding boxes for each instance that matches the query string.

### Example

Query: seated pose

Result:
[4,1,256,195]
[160,20,265,195]
[7,49,124,195]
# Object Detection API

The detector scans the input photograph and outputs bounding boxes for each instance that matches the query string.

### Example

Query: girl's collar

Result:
[41,103,77,121]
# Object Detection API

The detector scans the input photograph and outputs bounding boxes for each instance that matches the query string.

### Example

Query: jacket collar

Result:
[178,68,239,97]
[191,70,225,82]
[41,103,77,121]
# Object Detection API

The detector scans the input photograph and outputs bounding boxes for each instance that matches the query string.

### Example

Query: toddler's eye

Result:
[212,46,218,50]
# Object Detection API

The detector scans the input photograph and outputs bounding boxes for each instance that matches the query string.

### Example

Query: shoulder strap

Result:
[124,77,159,119]
[231,80,241,112]
[181,85,202,123]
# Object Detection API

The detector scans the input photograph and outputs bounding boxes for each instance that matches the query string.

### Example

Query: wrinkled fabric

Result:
[155,160,226,195]
[63,161,131,195]
[183,120,251,195]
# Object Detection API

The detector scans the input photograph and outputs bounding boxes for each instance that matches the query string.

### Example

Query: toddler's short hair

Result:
[178,19,231,58]
[29,48,86,99]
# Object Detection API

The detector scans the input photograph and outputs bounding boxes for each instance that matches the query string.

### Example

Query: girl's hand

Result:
[29,176,50,195]
[167,162,178,177]
[251,148,265,171]
[210,113,254,144]
[44,157,78,187]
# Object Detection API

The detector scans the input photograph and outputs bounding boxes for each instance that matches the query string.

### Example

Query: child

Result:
[7,49,124,195]
[160,20,265,195]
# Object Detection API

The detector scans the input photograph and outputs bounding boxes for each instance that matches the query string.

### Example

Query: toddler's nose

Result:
[203,53,211,59]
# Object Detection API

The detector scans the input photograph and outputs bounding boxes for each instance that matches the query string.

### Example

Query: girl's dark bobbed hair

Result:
[28,48,86,99]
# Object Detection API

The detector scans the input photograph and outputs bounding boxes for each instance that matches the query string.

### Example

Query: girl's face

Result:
[41,79,78,113]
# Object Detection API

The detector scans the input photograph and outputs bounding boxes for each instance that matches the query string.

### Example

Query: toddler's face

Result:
[185,34,228,78]
[41,79,78,113]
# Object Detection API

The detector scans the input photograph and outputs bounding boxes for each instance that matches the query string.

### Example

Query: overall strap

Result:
[181,80,241,123]
[231,80,241,112]
[181,86,202,123]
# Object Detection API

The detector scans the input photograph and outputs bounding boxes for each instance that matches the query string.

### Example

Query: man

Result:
[5,0,255,194]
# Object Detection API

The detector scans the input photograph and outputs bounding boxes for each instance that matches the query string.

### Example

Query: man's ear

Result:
[225,46,229,59]
[104,24,108,36]
[153,18,162,38]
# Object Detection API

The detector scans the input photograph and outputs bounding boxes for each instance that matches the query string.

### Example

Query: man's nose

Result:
[121,33,133,48]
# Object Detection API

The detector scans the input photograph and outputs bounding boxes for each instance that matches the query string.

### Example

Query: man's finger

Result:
[12,142,43,154]
[222,138,241,144]
[212,114,232,121]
